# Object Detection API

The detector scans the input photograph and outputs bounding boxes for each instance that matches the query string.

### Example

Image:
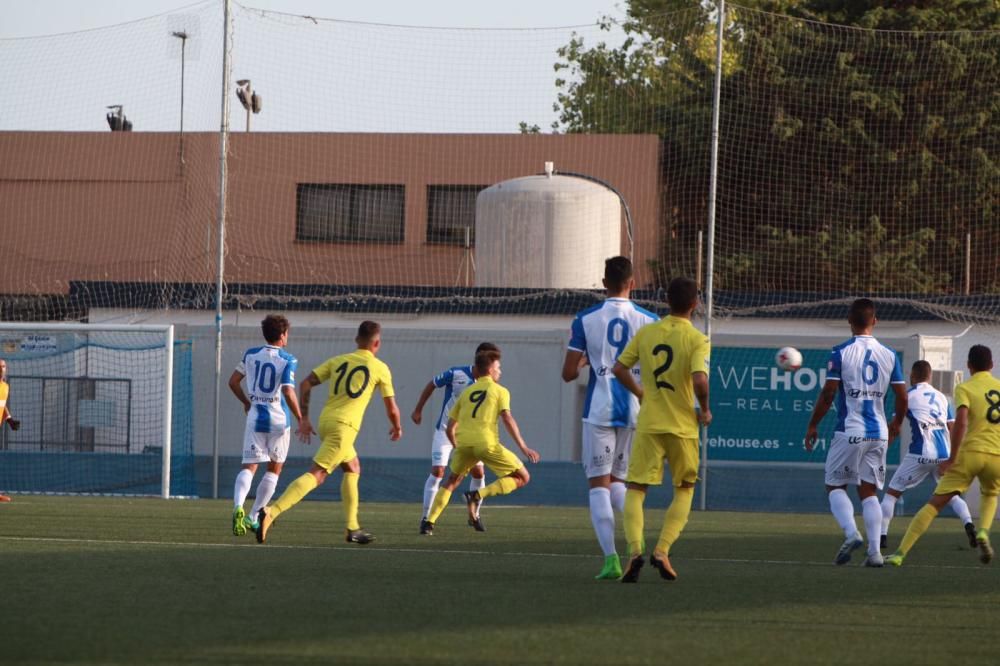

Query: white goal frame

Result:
[0,322,175,498]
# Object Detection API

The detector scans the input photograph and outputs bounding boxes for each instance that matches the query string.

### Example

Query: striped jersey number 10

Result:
[251,361,277,393]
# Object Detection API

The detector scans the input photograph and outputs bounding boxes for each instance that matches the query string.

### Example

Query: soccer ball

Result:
[775,347,803,371]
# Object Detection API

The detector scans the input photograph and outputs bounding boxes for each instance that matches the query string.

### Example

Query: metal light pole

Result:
[171,30,188,164]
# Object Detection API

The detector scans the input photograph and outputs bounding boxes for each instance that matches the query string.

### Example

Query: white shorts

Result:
[242,423,290,465]
[430,429,454,468]
[888,454,943,493]
[824,432,887,489]
[582,422,633,479]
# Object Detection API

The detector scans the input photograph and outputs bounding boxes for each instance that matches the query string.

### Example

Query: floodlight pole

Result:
[700,0,725,512]
[171,30,188,165]
[211,0,234,499]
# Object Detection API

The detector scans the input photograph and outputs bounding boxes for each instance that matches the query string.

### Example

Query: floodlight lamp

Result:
[251,92,262,114]
[235,79,252,111]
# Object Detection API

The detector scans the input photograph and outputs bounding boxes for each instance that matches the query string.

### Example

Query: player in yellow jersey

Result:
[257,321,402,545]
[422,349,540,534]
[0,358,20,502]
[887,345,1000,566]
[611,277,711,582]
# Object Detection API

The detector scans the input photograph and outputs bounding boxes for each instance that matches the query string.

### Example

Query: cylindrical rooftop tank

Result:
[474,170,621,289]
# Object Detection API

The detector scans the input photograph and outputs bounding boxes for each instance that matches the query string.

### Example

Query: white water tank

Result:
[474,169,621,289]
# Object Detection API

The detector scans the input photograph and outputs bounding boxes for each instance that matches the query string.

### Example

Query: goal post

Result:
[0,323,194,498]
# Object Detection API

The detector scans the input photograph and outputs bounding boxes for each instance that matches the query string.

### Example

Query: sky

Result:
[1,0,630,132]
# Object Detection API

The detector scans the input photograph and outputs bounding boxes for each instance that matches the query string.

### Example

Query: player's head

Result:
[968,344,993,373]
[910,360,932,385]
[667,276,698,315]
[356,320,382,352]
[261,314,290,345]
[847,298,876,332]
[475,341,500,356]
[0,358,6,381]
[603,256,634,296]
[475,349,501,380]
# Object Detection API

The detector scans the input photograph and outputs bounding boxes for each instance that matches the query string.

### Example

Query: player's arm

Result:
[693,371,711,426]
[282,385,303,423]
[383,396,402,441]
[805,378,839,451]
[411,381,436,424]
[445,417,458,448]
[940,406,968,474]
[227,370,250,413]
[500,410,540,463]
[611,361,642,400]
[296,371,322,440]
[887,383,908,442]
[561,349,588,382]
[1,405,18,430]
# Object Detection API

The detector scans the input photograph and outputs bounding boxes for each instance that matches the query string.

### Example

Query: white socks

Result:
[861,496,882,555]
[609,481,627,514]
[949,495,973,525]
[469,469,486,517]
[234,469,253,509]
[880,494,897,536]
[422,475,442,519]
[250,472,279,517]
[828,488,858,539]
[589,487,616,556]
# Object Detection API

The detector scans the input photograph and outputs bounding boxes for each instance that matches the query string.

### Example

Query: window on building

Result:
[296,184,405,243]
[426,185,484,246]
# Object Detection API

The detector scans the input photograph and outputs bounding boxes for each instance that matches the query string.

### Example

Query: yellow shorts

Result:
[313,421,360,472]
[450,441,522,478]
[626,431,700,487]
[934,450,1000,497]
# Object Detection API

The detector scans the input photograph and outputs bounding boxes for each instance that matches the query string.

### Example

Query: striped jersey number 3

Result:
[652,344,674,391]
[333,362,370,398]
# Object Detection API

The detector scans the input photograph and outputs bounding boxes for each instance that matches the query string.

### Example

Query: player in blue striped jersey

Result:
[227,315,303,537]
[562,256,658,579]
[412,342,499,533]
[805,298,908,567]
[880,361,976,549]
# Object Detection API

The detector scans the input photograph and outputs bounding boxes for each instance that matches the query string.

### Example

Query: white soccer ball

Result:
[775,346,803,371]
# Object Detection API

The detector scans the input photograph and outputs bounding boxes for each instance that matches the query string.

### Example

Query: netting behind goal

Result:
[0,325,195,497]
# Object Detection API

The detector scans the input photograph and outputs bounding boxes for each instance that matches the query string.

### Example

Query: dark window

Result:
[296,184,404,243]
[426,185,484,246]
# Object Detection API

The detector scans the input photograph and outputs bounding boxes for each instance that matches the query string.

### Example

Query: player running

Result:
[411,342,499,533]
[805,298,908,567]
[612,276,710,583]
[227,315,303,536]
[421,349,540,534]
[887,345,1000,566]
[880,360,976,550]
[257,321,402,545]
[562,256,657,580]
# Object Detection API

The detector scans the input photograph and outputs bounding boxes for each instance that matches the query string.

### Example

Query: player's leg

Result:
[621,432,664,583]
[234,424,266,536]
[974,455,1000,563]
[472,444,528,502]
[339,456,374,544]
[248,430,288,530]
[583,423,618,576]
[426,448,475,528]
[882,455,926,546]
[468,462,486,520]
[824,433,863,563]
[423,431,452,521]
[650,434,698,580]
[857,440,888,565]
[609,428,634,514]
[930,464,977,547]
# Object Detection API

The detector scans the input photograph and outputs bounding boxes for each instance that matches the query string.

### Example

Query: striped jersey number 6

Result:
[652,343,674,391]
[333,362,370,399]
[468,390,487,418]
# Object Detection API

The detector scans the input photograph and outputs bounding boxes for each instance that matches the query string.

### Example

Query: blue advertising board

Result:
[708,346,901,463]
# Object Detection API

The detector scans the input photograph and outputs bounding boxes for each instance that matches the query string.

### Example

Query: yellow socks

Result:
[898,504,939,555]
[656,486,694,556]
[270,472,318,518]
[342,472,361,531]
[479,476,518,499]
[624,488,646,557]
[427,488,452,523]
[981,495,998,532]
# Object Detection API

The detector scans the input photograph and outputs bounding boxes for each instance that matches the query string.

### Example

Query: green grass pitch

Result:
[2,496,996,664]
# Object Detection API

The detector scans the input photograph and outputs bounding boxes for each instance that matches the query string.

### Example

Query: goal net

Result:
[0,324,196,498]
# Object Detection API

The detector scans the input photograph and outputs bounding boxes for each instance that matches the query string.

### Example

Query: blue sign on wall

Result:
[708,346,900,463]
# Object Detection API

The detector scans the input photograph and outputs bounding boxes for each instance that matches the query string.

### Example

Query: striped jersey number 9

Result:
[333,362,370,399]
[986,390,1000,424]
[468,390,487,418]
[652,344,675,391]
[606,318,630,358]
[251,361,277,394]
[862,350,879,385]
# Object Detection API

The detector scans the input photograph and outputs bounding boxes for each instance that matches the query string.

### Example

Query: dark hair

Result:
[261,314,289,344]
[604,256,633,292]
[968,345,993,373]
[356,320,381,347]
[848,298,876,329]
[474,349,501,375]
[911,360,932,382]
[475,342,500,355]
[667,277,698,313]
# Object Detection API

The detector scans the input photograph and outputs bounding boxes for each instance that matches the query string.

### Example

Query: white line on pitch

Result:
[0,535,987,570]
